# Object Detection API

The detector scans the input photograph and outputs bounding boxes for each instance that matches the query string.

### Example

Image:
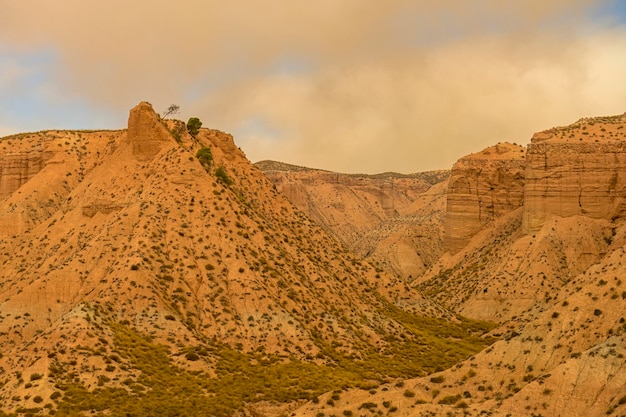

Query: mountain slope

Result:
[0,103,492,416]
[256,162,449,279]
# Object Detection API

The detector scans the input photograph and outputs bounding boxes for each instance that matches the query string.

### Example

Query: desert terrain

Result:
[1,103,625,416]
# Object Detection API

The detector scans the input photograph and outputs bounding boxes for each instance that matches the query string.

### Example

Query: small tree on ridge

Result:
[187,117,202,137]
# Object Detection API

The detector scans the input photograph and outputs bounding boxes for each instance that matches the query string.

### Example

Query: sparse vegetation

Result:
[215,166,233,186]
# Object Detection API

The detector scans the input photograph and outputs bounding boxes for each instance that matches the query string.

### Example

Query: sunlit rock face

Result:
[522,114,626,233]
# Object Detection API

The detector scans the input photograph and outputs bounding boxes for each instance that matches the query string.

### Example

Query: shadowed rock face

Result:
[522,114,626,233]
[444,142,526,254]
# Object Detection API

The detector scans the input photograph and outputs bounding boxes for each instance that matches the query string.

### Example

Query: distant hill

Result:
[256,159,450,184]
[255,161,450,279]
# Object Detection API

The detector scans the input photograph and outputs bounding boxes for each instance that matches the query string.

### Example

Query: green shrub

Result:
[403,389,415,398]
[187,117,202,137]
[215,166,233,186]
[196,147,213,170]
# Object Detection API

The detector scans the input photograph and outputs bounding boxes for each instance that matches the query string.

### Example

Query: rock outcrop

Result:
[444,114,626,254]
[444,142,526,253]
[127,101,172,160]
[0,150,50,200]
[523,113,626,233]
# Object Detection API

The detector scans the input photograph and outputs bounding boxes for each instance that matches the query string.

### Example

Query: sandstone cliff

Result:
[523,113,626,232]
[444,142,526,254]
[422,115,626,322]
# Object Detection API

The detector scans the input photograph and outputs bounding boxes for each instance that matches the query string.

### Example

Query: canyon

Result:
[1,105,625,417]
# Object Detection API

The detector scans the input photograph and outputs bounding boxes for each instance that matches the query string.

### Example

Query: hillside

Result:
[295,112,626,417]
[419,114,626,323]
[0,102,492,416]
[255,162,449,279]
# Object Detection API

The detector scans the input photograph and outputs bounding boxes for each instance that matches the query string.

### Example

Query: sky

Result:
[1,1,626,173]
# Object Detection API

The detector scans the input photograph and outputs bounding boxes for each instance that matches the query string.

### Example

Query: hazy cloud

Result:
[1,0,625,171]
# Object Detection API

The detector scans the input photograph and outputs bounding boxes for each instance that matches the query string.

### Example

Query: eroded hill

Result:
[0,103,492,416]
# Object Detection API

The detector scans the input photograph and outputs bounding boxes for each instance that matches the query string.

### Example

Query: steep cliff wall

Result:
[522,113,626,233]
[444,142,526,253]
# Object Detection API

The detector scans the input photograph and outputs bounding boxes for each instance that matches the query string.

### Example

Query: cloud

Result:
[0,1,625,172]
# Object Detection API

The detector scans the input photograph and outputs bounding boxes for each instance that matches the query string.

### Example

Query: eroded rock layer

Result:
[444,142,526,253]
[0,150,49,200]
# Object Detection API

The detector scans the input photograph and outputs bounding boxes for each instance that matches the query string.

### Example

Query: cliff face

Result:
[523,114,626,233]
[444,113,626,254]
[444,142,526,253]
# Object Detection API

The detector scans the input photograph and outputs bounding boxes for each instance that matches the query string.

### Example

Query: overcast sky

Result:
[1,1,626,173]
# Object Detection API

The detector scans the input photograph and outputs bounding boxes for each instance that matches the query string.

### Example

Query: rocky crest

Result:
[444,142,526,253]
[127,101,172,160]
